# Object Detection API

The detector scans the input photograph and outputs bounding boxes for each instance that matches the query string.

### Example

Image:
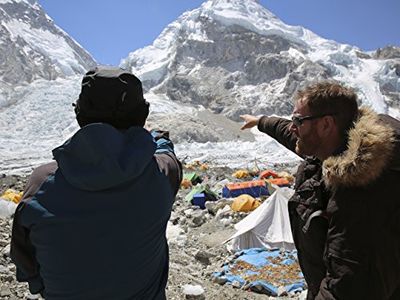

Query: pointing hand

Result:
[240,114,260,130]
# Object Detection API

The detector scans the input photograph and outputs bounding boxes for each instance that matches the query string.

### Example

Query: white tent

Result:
[226,187,295,252]
[0,198,17,218]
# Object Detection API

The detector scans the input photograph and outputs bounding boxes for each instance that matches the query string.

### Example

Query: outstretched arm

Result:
[240,114,298,153]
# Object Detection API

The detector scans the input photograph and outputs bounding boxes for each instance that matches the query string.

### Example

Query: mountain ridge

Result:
[0,0,95,85]
[121,0,400,120]
[0,0,399,174]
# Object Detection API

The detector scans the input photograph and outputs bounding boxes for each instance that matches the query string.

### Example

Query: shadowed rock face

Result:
[149,17,331,119]
[0,0,96,85]
[172,21,304,74]
[0,30,59,84]
[374,46,400,60]
[120,0,400,123]
[147,109,255,143]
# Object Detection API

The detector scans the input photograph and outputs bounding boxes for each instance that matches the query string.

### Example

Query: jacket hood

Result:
[53,123,156,191]
[323,107,396,188]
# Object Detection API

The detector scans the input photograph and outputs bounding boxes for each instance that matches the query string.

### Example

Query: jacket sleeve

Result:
[257,116,298,153]
[151,130,183,196]
[10,162,58,294]
[11,202,44,294]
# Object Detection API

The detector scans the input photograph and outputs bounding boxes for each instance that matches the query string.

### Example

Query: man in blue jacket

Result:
[11,66,182,300]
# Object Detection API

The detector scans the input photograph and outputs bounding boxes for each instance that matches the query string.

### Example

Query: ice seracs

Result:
[0,0,399,174]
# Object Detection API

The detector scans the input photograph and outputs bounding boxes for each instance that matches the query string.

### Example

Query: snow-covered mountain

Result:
[0,0,96,106]
[0,0,97,173]
[1,0,399,174]
[121,0,400,120]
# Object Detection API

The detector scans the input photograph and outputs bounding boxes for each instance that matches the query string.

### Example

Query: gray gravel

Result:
[0,166,305,300]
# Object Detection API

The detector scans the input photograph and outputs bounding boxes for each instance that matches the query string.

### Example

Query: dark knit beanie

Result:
[74,66,149,129]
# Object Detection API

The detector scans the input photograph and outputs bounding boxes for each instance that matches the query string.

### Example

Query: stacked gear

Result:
[1,189,23,203]
[213,248,305,296]
[185,185,218,209]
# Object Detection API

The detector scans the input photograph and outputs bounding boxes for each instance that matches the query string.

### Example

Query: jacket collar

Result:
[322,107,395,188]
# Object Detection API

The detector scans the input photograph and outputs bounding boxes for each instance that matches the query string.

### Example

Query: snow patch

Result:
[0,0,27,4]
[4,19,86,76]
[146,93,195,115]
[176,133,301,170]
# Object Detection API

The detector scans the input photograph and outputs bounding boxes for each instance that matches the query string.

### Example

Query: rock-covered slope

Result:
[0,166,305,300]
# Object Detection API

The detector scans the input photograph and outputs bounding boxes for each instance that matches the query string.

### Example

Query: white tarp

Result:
[226,187,295,251]
[0,198,17,218]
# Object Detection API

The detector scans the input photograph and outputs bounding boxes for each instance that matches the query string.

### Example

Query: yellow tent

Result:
[231,194,260,212]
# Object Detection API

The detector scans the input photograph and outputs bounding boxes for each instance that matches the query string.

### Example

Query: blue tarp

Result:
[222,185,269,198]
[213,248,306,296]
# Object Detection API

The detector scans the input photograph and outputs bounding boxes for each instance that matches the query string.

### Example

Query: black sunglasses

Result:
[291,113,336,127]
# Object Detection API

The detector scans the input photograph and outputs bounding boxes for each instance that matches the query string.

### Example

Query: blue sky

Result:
[38,0,400,66]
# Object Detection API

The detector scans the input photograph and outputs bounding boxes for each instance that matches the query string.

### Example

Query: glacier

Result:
[0,0,399,174]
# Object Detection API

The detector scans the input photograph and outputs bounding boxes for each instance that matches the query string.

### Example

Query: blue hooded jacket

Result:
[11,123,182,300]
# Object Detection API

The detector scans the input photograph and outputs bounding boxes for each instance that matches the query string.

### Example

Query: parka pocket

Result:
[326,252,362,279]
[322,252,369,300]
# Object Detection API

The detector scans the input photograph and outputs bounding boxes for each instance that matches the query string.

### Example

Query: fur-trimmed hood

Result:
[323,107,396,188]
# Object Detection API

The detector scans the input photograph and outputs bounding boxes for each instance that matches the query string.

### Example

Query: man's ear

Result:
[318,115,336,137]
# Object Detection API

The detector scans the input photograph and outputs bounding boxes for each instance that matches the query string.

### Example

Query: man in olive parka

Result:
[241,82,400,300]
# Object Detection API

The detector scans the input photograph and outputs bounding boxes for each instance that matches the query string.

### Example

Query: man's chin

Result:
[295,142,307,156]
[295,141,302,155]
[295,145,302,156]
